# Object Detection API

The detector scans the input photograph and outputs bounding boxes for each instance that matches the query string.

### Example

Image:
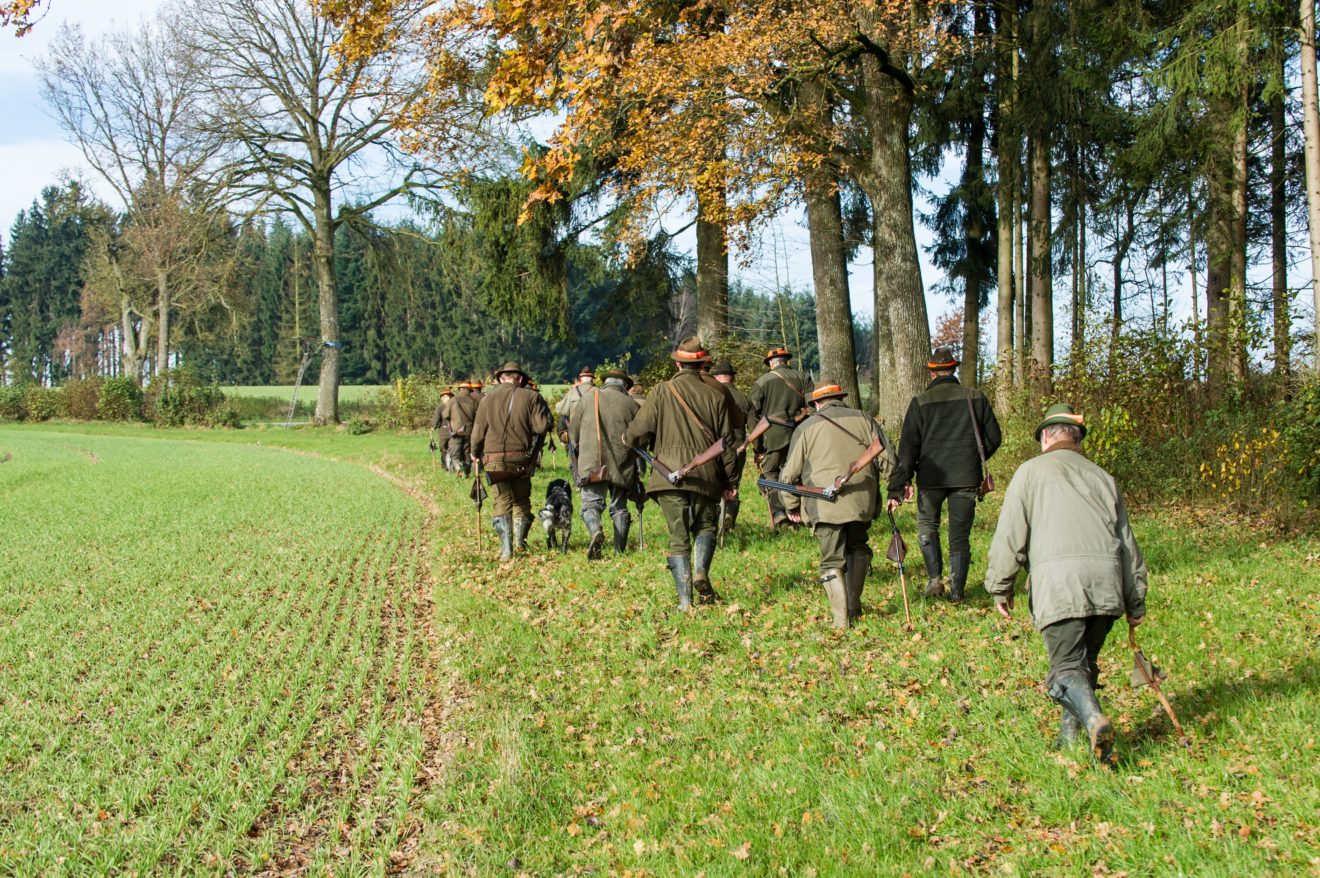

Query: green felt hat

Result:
[1034,403,1087,441]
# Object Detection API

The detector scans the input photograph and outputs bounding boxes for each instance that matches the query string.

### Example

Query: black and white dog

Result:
[538,478,573,552]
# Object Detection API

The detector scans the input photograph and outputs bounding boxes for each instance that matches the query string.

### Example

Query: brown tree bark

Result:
[993,0,1017,403]
[1228,72,1250,384]
[1029,130,1052,392]
[804,161,860,406]
[695,185,729,345]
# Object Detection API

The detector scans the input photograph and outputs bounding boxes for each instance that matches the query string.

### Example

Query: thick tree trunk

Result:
[1302,0,1320,372]
[695,187,729,345]
[313,190,341,425]
[805,162,860,407]
[120,292,148,384]
[862,71,930,428]
[1029,130,1052,392]
[1271,68,1291,378]
[994,0,1016,403]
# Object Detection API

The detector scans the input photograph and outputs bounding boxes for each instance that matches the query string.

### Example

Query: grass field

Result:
[222,385,388,402]
[1,422,1316,875]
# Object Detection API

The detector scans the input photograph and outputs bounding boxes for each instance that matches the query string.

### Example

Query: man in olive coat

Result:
[447,381,482,478]
[556,365,596,438]
[569,369,641,557]
[886,347,1001,603]
[471,362,551,561]
[782,379,897,628]
[749,347,810,529]
[429,388,455,471]
[984,404,1147,765]
[711,359,756,534]
[623,337,739,610]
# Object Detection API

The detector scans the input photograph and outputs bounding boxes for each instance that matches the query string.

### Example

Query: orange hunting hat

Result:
[809,378,848,403]
[764,347,792,364]
[927,347,960,370]
[671,336,711,363]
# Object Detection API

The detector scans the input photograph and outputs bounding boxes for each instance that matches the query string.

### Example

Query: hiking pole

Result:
[1129,625,1190,748]
[886,509,912,628]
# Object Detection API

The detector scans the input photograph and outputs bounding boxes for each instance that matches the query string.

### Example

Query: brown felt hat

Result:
[764,347,792,364]
[493,361,527,379]
[577,365,595,378]
[440,387,454,396]
[602,368,631,384]
[671,336,711,364]
[711,359,736,376]
[927,347,960,370]
[809,378,848,403]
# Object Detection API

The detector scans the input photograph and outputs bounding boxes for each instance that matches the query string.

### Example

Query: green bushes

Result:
[0,370,237,428]
[369,375,448,430]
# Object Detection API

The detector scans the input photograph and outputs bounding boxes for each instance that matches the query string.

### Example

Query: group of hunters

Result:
[428,339,1148,766]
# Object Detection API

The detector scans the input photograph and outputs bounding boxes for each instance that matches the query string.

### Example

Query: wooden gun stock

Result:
[737,416,771,454]
[829,436,886,493]
[674,437,727,481]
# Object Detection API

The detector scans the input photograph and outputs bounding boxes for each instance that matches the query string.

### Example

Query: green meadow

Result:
[1,422,1314,875]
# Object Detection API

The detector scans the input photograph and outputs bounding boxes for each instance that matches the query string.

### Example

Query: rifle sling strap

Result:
[965,387,988,475]
[668,379,716,445]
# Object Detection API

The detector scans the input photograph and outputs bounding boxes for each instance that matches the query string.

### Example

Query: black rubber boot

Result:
[667,554,693,611]
[1053,709,1081,750]
[919,534,944,598]
[691,534,719,604]
[583,508,605,560]
[513,516,531,552]
[947,552,970,603]
[493,515,514,561]
[1049,671,1115,765]
[611,513,631,555]
[844,548,871,622]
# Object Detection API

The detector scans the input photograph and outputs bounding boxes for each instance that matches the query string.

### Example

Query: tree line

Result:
[1,0,1318,429]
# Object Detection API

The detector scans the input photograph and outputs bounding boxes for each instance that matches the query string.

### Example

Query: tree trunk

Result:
[1301,0,1320,372]
[960,1,991,389]
[1013,189,1026,386]
[1229,73,1250,384]
[861,70,930,428]
[1189,186,1202,382]
[120,291,148,384]
[313,188,341,425]
[804,160,860,407]
[156,270,170,378]
[1271,62,1291,378]
[994,0,1017,404]
[1205,124,1234,390]
[1029,130,1052,393]
[695,187,729,345]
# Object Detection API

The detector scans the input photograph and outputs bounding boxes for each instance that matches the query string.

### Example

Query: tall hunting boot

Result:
[767,491,790,530]
[947,552,970,603]
[1049,671,1115,765]
[691,534,719,604]
[493,515,514,562]
[723,499,741,532]
[919,534,944,598]
[1053,709,1081,750]
[666,554,693,611]
[583,508,605,560]
[844,548,871,623]
[611,512,631,555]
[820,569,849,629]
[512,516,531,553]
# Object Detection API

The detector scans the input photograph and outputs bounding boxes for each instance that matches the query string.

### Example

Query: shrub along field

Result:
[0,422,1315,875]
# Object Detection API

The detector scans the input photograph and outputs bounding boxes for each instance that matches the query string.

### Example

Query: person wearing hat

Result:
[446,381,483,478]
[623,337,739,610]
[749,346,812,529]
[983,404,1147,765]
[711,359,757,533]
[780,379,897,628]
[885,346,1001,603]
[556,365,597,442]
[472,362,552,560]
[568,368,642,557]
[429,387,456,471]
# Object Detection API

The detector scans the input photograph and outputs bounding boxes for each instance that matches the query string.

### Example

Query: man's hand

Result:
[1128,614,1145,628]
[787,511,802,524]
[996,594,1014,619]
[722,488,738,502]
[429,438,438,452]
[886,498,901,513]
[904,484,915,501]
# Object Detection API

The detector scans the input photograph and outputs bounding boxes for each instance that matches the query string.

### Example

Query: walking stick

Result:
[886,510,912,628]
[1129,626,1190,747]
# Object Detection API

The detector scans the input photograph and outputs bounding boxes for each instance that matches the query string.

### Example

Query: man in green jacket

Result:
[711,359,756,533]
[984,404,1148,765]
[569,369,641,557]
[447,381,482,478]
[781,379,897,628]
[623,337,738,610]
[749,347,810,529]
[886,347,1001,603]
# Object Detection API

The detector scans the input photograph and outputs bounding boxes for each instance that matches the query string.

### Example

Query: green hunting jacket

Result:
[448,392,480,437]
[471,382,551,468]
[779,401,896,526]
[622,369,738,499]
[888,376,1001,496]
[568,383,641,487]
[983,444,1148,630]
[724,383,757,442]
[749,365,810,453]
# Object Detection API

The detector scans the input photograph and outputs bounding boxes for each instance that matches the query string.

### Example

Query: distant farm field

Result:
[222,384,385,402]
[1,423,1316,875]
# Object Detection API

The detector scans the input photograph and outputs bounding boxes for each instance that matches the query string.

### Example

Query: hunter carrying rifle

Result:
[471,361,551,561]
[775,378,897,629]
[748,346,811,529]
[622,337,739,611]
